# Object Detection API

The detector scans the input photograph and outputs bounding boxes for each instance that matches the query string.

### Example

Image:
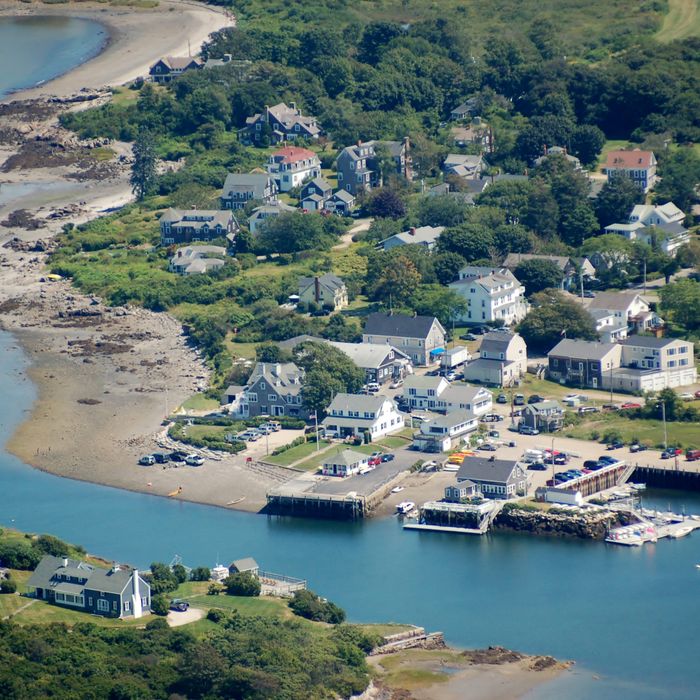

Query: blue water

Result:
[0,16,107,98]
[0,329,698,699]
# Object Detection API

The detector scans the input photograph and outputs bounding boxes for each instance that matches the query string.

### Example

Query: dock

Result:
[403,523,486,535]
[605,513,700,546]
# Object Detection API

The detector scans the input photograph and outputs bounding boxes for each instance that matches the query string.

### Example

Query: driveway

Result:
[167,607,205,627]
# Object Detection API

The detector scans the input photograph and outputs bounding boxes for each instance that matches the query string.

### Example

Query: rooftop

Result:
[548,339,618,360]
[364,312,442,339]
[605,149,655,169]
[457,457,520,484]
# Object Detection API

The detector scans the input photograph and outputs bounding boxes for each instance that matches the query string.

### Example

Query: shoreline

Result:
[0,0,234,103]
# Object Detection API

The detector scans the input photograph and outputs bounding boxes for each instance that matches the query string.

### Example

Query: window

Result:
[259,381,266,389]
[124,601,131,612]
[338,172,343,181]
[268,394,277,402]
[97,599,110,612]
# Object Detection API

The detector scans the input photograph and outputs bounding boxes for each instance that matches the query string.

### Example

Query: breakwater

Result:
[632,466,700,491]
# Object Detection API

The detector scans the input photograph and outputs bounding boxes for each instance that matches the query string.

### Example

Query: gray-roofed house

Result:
[169,245,227,275]
[297,274,348,311]
[328,341,412,385]
[413,409,479,453]
[300,177,333,211]
[221,173,278,210]
[160,209,237,246]
[533,146,582,170]
[149,56,201,83]
[248,201,296,234]
[457,457,528,498]
[463,331,527,387]
[450,97,479,121]
[363,312,446,366]
[520,400,564,433]
[380,225,445,252]
[502,253,595,291]
[324,189,356,215]
[322,393,404,439]
[402,375,492,415]
[229,557,260,576]
[444,480,479,502]
[443,153,485,180]
[336,138,411,196]
[237,362,308,419]
[547,339,622,388]
[577,291,662,333]
[27,555,150,619]
[450,120,493,152]
[322,448,369,477]
[243,102,321,144]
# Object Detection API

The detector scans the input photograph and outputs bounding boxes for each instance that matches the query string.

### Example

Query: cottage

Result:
[413,409,479,453]
[300,177,333,211]
[27,555,150,619]
[450,98,480,121]
[322,393,404,440]
[336,139,411,196]
[220,173,278,210]
[149,56,201,83]
[266,146,321,192]
[248,201,295,234]
[449,266,528,326]
[379,225,445,251]
[402,375,492,415]
[588,309,629,343]
[169,245,226,275]
[159,209,237,246]
[533,146,582,170]
[237,362,307,419]
[328,341,412,385]
[229,557,260,577]
[548,339,622,389]
[297,274,348,311]
[457,457,528,499]
[443,153,485,180]
[536,487,584,506]
[604,202,689,257]
[520,400,564,433]
[502,253,595,291]
[463,331,527,387]
[243,102,320,144]
[363,312,446,366]
[322,449,369,477]
[324,189,355,215]
[580,291,662,333]
[603,149,657,193]
[444,480,480,502]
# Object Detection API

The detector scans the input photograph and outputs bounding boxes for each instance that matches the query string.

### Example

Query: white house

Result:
[322,393,404,439]
[168,245,226,275]
[462,331,527,387]
[413,409,479,453]
[604,202,689,257]
[402,375,492,415]
[449,266,528,326]
[266,146,321,192]
[579,291,662,333]
[322,449,369,477]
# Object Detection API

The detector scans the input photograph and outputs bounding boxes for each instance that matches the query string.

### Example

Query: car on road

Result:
[152,452,171,464]
[138,455,155,466]
[620,402,642,410]
[527,462,547,471]
[389,379,404,389]
[513,394,525,406]
[170,599,190,612]
[527,395,543,404]
[381,453,395,462]
[497,393,508,404]
[185,455,204,467]
[518,425,539,435]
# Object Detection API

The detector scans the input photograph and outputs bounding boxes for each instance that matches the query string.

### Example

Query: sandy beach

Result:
[0,0,234,103]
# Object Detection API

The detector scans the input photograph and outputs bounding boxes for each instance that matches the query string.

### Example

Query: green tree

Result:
[321,314,361,342]
[148,562,179,594]
[410,285,467,330]
[172,564,188,584]
[437,223,494,262]
[224,571,261,597]
[416,195,470,227]
[570,125,606,167]
[516,290,598,352]
[34,534,70,557]
[257,212,335,254]
[369,254,422,303]
[654,148,700,213]
[365,187,407,219]
[493,224,535,257]
[255,342,291,363]
[432,251,466,284]
[150,593,170,616]
[659,279,700,330]
[130,127,157,201]
[0,577,17,594]
[289,589,346,624]
[595,176,643,226]
[559,203,599,247]
[190,567,211,582]
[514,259,565,296]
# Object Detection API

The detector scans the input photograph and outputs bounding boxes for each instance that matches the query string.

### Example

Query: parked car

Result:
[694,390,700,400]
[598,455,620,465]
[169,450,188,462]
[471,326,490,335]
[583,459,600,470]
[239,430,261,442]
[518,425,539,435]
[607,441,624,450]
[629,443,647,453]
[185,455,204,467]
[381,453,395,462]
[583,290,596,298]
[481,414,503,423]
[602,403,620,411]
[460,332,478,341]
[366,382,380,393]
[138,455,155,466]
[478,443,498,451]
[578,406,599,414]
[497,393,508,404]
[170,599,190,612]
[686,449,700,462]
[661,447,683,459]
[513,394,525,406]
[621,402,642,410]
[445,371,458,382]
[368,456,382,466]
[527,462,547,471]
[389,378,404,389]
[152,452,171,464]
[527,395,543,404]
[488,430,500,438]
[678,392,694,401]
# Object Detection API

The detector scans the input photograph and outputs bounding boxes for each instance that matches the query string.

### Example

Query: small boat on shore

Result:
[396,501,416,516]
[669,526,693,539]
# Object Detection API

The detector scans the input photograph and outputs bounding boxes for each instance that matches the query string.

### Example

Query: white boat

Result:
[396,501,416,515]
[629,483,646,491]
[443,464,459,472]
[669,526,693,539]
[391,486,404,494]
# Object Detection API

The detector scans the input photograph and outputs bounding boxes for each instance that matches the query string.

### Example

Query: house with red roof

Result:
[603,149,657,193]
[266,146,321,192]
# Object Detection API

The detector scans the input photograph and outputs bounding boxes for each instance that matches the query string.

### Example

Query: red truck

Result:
[686,449,700,462]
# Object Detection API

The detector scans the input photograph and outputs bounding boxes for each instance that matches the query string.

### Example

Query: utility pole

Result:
[661,401,668,450]
[609,364,614,405]
[314,411,320,451]
[643,259,647,293]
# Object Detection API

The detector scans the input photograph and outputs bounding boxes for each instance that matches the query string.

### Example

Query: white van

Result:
[522,449,544,463]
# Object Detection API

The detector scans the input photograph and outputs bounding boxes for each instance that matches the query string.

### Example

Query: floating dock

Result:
[606,514,700,546]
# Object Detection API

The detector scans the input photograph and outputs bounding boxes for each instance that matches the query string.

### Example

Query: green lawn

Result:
[656,0,700,42]
[564,414,700,449]
[375,435,411,449]
[183,424,228,440]
[267,439,332,467]
[180,394,220,412]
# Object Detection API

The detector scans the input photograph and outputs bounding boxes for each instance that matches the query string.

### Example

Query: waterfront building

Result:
[322,393,404,440]
[456,457,528,498]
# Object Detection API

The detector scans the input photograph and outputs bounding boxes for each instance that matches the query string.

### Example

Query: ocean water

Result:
[0,328,698,698]
[0,15,107,98]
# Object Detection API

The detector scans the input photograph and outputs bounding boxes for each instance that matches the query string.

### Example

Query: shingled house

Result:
[149,56,201,83]
[27,555,151,619]
[363,312,446,366]
[220,173,278,210]
[159,209,237,245]
[238,362,308,419]
[297,274,348,311]
[243,102,321,144]
[457,457,528,499]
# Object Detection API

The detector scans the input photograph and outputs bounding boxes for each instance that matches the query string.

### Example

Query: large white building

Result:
[402,375,492,415]
[322,393,404,440]
[266,146,321,192]
[449,266,528,326]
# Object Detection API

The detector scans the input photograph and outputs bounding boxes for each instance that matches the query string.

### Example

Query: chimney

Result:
[111,563,121,573]
[290,101,297,111]
[275,362,282,377]
[409,227,416,236]
[314,276,321,303]
[62,558,68,568]
[131,569,143,619]
[543,144,548,155]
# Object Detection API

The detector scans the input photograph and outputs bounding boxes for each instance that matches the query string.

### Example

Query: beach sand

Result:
[0,0,234,103]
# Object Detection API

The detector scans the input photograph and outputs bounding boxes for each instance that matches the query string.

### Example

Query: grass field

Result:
[656,0,700,42]
[180,394,220,412]
[267,439,332,467]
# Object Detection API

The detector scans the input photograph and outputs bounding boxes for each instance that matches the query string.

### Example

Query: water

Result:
[0,16,107,98]
[0,329,698,698]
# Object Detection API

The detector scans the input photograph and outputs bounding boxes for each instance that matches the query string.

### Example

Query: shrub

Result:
[224,572,261,597]
[208,583,224,596]
[289,589,346,624]
[0,542,41,570]
[0,578,17,594]
[150,594,170,616]
[206,607,231,623]
[190,566,211,582]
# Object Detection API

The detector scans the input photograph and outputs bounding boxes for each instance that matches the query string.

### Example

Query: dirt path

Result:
[333,218,372,250]
[167,606,205,627]
[2,597,36,620]
[656,0,700,42]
